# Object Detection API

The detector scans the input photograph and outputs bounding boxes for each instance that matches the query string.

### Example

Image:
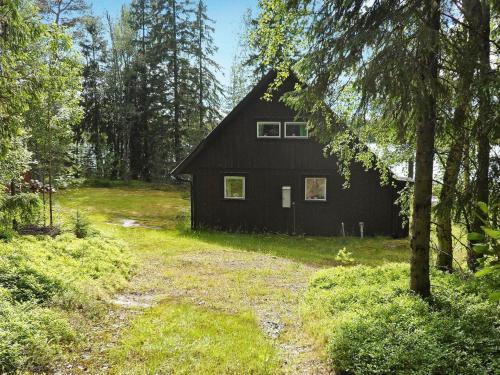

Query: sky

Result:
[90,0,259,87]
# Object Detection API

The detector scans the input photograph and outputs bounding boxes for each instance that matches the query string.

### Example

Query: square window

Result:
[257,122,281,138]
[305,177,327,201]
[285,122,308,138]
[224,176,245,199]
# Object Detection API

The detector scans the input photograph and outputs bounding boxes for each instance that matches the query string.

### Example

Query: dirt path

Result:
[105,246,331,374]
[158,250,331,374]
[56,224,331,374]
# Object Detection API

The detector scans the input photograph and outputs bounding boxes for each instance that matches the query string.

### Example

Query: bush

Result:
[73,210,91,238]
[0,252,65,303]
[0,193,43,229]
[303,264,500,374]
[0,227,15,242]
[0,234,131,303]
[0,298,75,373]
[0,233,132,373]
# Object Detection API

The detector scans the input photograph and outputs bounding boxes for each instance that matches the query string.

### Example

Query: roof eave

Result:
[170,70,280,176]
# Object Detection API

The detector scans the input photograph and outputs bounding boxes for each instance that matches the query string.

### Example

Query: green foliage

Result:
[77,1,223,180]
[334,247,355,264]
[0,299,75,374]
[0,138,31,186]
[468,202,500,299]
[0,252,64,303]
[303,264,500,374]
[26,23,83,188]
[0,233,131,372]
[0,193,43,229]
[226,8,261,111]
[0,227,15,242]
[0,0,43,155]
[73,210,91,238]
[0,234,131,299]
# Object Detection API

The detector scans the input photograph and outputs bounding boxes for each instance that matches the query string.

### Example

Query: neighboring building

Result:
[172,72,408,237]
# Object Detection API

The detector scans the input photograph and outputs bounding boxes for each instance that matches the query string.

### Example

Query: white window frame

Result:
[284,122,308,139]
[224,176,246,200]
[256,121,281,138]
[304,177,327,202]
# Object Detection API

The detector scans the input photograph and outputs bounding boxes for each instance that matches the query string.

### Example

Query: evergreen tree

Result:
[78,15,107,176]
[127,0,155,179]
[104,9,134,179]
[193,0,222,133]
[252,0,475,298]
[469,0,495,271]
[435,0,481,272]
[226,8,262,111]
[40,0,225,181]
[37,0,89,27]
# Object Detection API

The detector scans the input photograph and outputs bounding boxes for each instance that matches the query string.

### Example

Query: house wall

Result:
[192,168,407,237]
[186,78,408,237]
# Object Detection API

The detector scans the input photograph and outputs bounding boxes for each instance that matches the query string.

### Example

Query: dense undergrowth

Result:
[303,264,500,374]
[0,232,131,373]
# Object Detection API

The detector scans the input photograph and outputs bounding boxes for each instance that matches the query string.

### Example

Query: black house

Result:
[172,72,408,237]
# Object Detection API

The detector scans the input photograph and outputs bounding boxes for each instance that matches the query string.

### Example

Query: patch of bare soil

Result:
[107,218,161,229]
[17,224,61,237]
[110,291,157,308]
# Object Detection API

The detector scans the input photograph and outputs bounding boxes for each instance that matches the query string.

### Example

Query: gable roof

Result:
[171,70,411,183]
[171,70,290,176]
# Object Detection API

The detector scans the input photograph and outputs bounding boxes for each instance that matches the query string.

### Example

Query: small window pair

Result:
[257,122,308,138]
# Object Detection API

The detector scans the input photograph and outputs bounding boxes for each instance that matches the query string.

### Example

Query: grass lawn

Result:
[109,303,279,375]
[55,183,411,374]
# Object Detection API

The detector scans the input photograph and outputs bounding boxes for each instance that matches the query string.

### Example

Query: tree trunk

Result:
[410,0,440,299]
[198,1,204,130]
[408,157,414,179]
[10,180,17,230]
[469,0,491,272]
[172,0,181,163]
[436,1,477,272]
[48,162,53,227]
[436,137,464,272]
[41,170,46,227]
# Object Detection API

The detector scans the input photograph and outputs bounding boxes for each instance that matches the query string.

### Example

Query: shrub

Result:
[73,210,91,238]
[334,247,355,264]
[0,193,43,229]
[303,264,500,375]
[0,233,132,372]
[0,227,15,242]
[0,234,131,304]
[0,299,75,373]
[0,252,65,303]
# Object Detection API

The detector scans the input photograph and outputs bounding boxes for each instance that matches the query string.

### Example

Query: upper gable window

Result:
[257,122,280,138]
[285,122,308,138]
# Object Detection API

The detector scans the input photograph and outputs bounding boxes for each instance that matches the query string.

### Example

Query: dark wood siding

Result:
[180,75,408,237]
[193,168,407,237]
